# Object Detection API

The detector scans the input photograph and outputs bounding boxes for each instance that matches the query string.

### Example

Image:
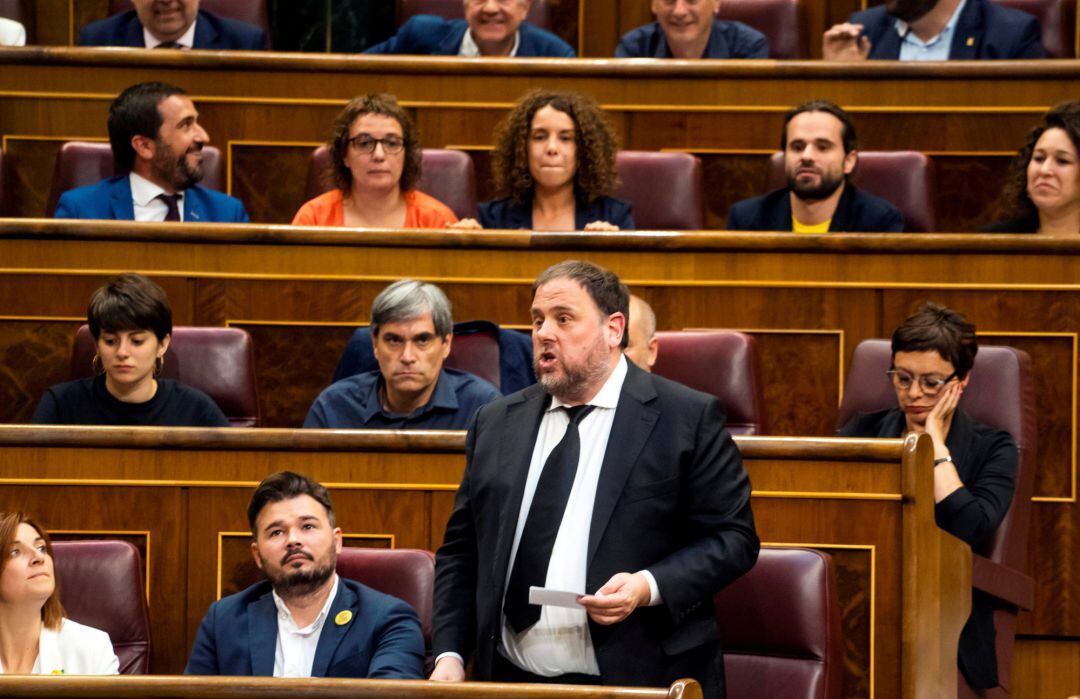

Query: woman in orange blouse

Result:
[293,94,457,228]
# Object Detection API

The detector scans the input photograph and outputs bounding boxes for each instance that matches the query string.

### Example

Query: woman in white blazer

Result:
[0,513,119,675]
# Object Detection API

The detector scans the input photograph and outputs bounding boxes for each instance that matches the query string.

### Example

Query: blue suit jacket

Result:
[54,175,249,223]
[79,10,266,50]
[366,15,575,57]
[851,0,1045,59]
[478,195,634,230]
[727,184,904,232]
[616,19,769,58]
[184,577,425,678]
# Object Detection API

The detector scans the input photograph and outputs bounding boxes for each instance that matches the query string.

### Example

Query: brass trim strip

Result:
[752,491,903,501]
[0,478,460,490]
[0,314,84,322]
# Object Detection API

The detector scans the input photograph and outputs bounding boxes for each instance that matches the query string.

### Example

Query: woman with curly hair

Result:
[293,94,458,228]
[453,90,633,231]
[985,101,1080,235]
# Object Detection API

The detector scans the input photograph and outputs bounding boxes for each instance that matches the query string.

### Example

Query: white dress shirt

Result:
[130,172,184,222]
[143,18,197,49]
[271,575,339,678]
[458,29,520,56]
[0,619,119,675]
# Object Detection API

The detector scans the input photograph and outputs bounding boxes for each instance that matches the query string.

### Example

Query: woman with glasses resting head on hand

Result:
[451,90,633,232]
[986,101,1080,235]
[293,94,458,228]
[0,512,119,675]
[839,302,1017,690]
[32,273,229,427]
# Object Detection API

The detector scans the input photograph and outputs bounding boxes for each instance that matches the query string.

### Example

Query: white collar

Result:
[129,172,182,208]
[894,0,967,46]
[459,28,521,57]
[271,575,339,635]
[144,16,197,49]
[549,354,627,412]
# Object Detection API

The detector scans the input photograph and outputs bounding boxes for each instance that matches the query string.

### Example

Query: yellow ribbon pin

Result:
[335,610,353,626]
[966,37,974,46]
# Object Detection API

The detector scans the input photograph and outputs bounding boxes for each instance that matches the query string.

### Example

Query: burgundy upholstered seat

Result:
[446,326,501,389]
[335,548,436,668]
[47,141,225,218]
[715,547,842,699]
[994,0,1075,57]
[766,150,937,232]
[0,0,32,42]
[615,151,704,230]
[51,540,151,674]
[107,0,270,44]
[652,331,765,434]
[303,145,478,220]
[70,325,260,427]
[396,0,550,28]
[718,0,807,58]
[837,339,1037,696]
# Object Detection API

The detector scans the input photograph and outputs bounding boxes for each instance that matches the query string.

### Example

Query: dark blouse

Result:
[980,212,1039,233]
[839,407,1018,689]
[32,374,230,427]
[478,195,634,231]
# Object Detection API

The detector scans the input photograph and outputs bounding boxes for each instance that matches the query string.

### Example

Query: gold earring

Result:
[91,354,104,375]
[154,356,164,377]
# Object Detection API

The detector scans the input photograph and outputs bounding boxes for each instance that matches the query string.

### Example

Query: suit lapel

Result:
[587,364,659,567]
[185,188,205,223]
[193,12,218,50]
[247,591,278,676]
[775,190,794,231]
[872,24,903,59]
[122,14,144,47]
[310,580,355,677]
[440,22,469,55]
[829,185,857,232]
[111,176,136,220]
[949,0,982,58]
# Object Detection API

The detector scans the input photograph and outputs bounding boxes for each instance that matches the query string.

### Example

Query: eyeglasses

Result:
[347,135,406,155]
[886,369,958,395]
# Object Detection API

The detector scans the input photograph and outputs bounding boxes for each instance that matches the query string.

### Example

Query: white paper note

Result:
[528,586,584,609]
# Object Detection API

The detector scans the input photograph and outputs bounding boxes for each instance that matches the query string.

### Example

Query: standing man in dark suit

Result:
[727,100,904,233]
[366,0,575,57]
[430,260,758,698]
[55,82,249,223]
[185,471,425,678]
[822,0,1043,60]
[79,0,265,50]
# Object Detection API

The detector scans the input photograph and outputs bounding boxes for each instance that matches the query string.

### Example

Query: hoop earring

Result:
[154,356,164,377]
[91,354,104,375]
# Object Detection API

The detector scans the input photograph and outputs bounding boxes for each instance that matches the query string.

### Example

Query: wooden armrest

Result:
[971,554,1034,610]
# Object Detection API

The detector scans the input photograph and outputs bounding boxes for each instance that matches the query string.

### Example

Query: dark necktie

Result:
[154,41,182,49]
[504,404,596,633]
[157,193,181,221]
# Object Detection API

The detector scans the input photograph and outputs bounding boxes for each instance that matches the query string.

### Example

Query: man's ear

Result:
[441,333,453,359]
[843,148,858,176]
[250,539,264,571]
[608,312,627,349]
[131,134,156,163]
[333,527,343,554]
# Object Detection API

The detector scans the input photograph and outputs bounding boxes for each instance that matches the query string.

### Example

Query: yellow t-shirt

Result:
[792,216,832,234]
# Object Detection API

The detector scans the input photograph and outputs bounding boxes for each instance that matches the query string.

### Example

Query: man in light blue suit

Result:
[366,0,574,57]
[185,472,424,678]
[55,82,249,223]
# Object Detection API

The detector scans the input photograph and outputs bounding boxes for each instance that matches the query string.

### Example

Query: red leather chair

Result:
[0,0,32,43]
[766,150,937,232]
[303,145,478,221]
[70,325,261,427]
[446,325,501,388]
[47,141,226,218]
[718,0,807,58]
[715,547,842,699]
[396,0,550,29]
[108,0,270,45]
[652,331,765,434]
[335,548,436,669]
[994,0,1075,57]
[615,151,704,230]
[51,540,151,675]
[837,339,1037,696]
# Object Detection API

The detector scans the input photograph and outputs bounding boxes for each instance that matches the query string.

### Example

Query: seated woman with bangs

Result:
[32,273,229,427]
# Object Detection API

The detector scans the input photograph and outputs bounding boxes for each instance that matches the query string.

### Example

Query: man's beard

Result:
[152,139,204,190]
[534,340,612,399]
[787,169,845,202]
[886,0,938,23]
[268,551,336,599]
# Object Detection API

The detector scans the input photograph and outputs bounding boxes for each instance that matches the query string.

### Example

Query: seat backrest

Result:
[837,339,1037,567]
[108,0,270,42]
[994,0,1074,57]
[715,547,842,699]
[335,548,435,659]
[765,151,937,232]
[652,331,765,434]
[0,0,32,43]
[718,0,806,58]
[303,146,478,221]
[615,151,704,230]
[51,540,151,675]
[396,0,550,28]
[48,141,226,218]
[70,325,261,427]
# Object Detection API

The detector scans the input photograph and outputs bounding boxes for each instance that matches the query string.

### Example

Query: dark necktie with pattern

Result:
[157,193,181,222]
[504,404,597,633]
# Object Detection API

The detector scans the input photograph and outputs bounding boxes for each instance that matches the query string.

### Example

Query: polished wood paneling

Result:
[0,318,83,422]
[3,138,67,219]
[229,144,317,224]
[1012,638,1080,698]
[933,154,1013,232]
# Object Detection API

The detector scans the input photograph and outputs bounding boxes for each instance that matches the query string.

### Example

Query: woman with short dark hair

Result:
[292,94,457,229]
[0,512,118,675]
[839,302,1018,690]
[32,273,229,426]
